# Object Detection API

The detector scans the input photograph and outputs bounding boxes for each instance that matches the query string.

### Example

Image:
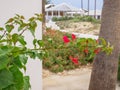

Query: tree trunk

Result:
[94,0,96,18]
[81,0,83,10]
[89,0,120,90]
[88,0,89,15]
[42,0,46,33]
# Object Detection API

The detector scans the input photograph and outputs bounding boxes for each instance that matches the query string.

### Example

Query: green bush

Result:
[52,16,101,24]
[43,30,120,80]
[52,17,58,21]
[52,16,73,21]
[42,29,112,73]
[73,16,101,23]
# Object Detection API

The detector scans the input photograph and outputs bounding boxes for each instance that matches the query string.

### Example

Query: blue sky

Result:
[52,0,103,10]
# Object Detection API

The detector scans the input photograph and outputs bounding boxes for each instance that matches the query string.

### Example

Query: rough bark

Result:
[42,0,46,33]
[94,0,96,18]
[81,0,83,10]
[89,0,120,90]
[88,0,89,15]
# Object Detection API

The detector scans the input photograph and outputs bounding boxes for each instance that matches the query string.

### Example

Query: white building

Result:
[45,3,85,21]
[45,4,55,9]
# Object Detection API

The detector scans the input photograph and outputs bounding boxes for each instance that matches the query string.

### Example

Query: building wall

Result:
[0,0,42,90]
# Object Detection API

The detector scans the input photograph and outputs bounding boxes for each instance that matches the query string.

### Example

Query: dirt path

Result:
[43,67,120,90]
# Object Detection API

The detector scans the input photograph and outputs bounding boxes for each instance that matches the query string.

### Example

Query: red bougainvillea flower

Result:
[84,48,89,54]
[69,56,79,65]
[63,36,70,43]
[94,48,101,54]
[72,34,76,40]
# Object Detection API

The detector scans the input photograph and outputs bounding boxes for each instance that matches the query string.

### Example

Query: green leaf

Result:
[0,46,13,56]
[23,76,31,90]
[5,25,14,33]
[15,14,20,17]
[96,45,103,48]
[21,15,25,19]
[19,55,28,65]
[33,39,37,48]
[37,14,43,21]
[99,38,107,46]
[5,18,14,24]
[12,56,23,69]
[12,55,28,69]
[35,14,43,21]
[15,20,23,25]
[11,46,23,57]
[12,33,19,45]
[3,85,17,90]
[36,53,43,59]
[47,38,52,43]
[37,40,44,47]
[28,21,37,36]
[35,13,40,17]
[27,50,37,59]
[0,69,14,89]
[18,23,27,31]
[0,55,9,70]
[10,65,24,90]
[28,17,35,21]
[18,36,26,46]
[0,27,4,31]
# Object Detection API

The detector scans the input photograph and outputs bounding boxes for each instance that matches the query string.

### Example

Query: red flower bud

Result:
[69,56,79,65]
[72,34,76,40]
[84,49,89,54]
[94,48,101,54]
[63,36,70,43]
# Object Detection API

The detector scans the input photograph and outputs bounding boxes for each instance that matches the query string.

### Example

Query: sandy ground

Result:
[56,21,100,35]
[43,67,120,90]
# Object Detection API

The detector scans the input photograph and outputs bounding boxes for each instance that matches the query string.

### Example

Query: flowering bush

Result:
[42,29,113,73]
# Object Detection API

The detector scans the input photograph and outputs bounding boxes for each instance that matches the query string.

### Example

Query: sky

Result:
[52,0,103,10]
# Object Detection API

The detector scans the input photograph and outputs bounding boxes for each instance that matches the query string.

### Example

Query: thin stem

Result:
[0,30,7,40]
[19,26,29,36]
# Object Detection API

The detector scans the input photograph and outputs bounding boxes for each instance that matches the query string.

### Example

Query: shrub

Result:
[52,16,101,24]
[52,17,58,21]
[52,16,73,21]
[42,29,113,73]
[73,16,101,23]
[42,29,120,81]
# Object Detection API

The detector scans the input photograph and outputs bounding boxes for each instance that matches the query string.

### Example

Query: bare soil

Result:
[43,66,120,90]
[56,21,100,35]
